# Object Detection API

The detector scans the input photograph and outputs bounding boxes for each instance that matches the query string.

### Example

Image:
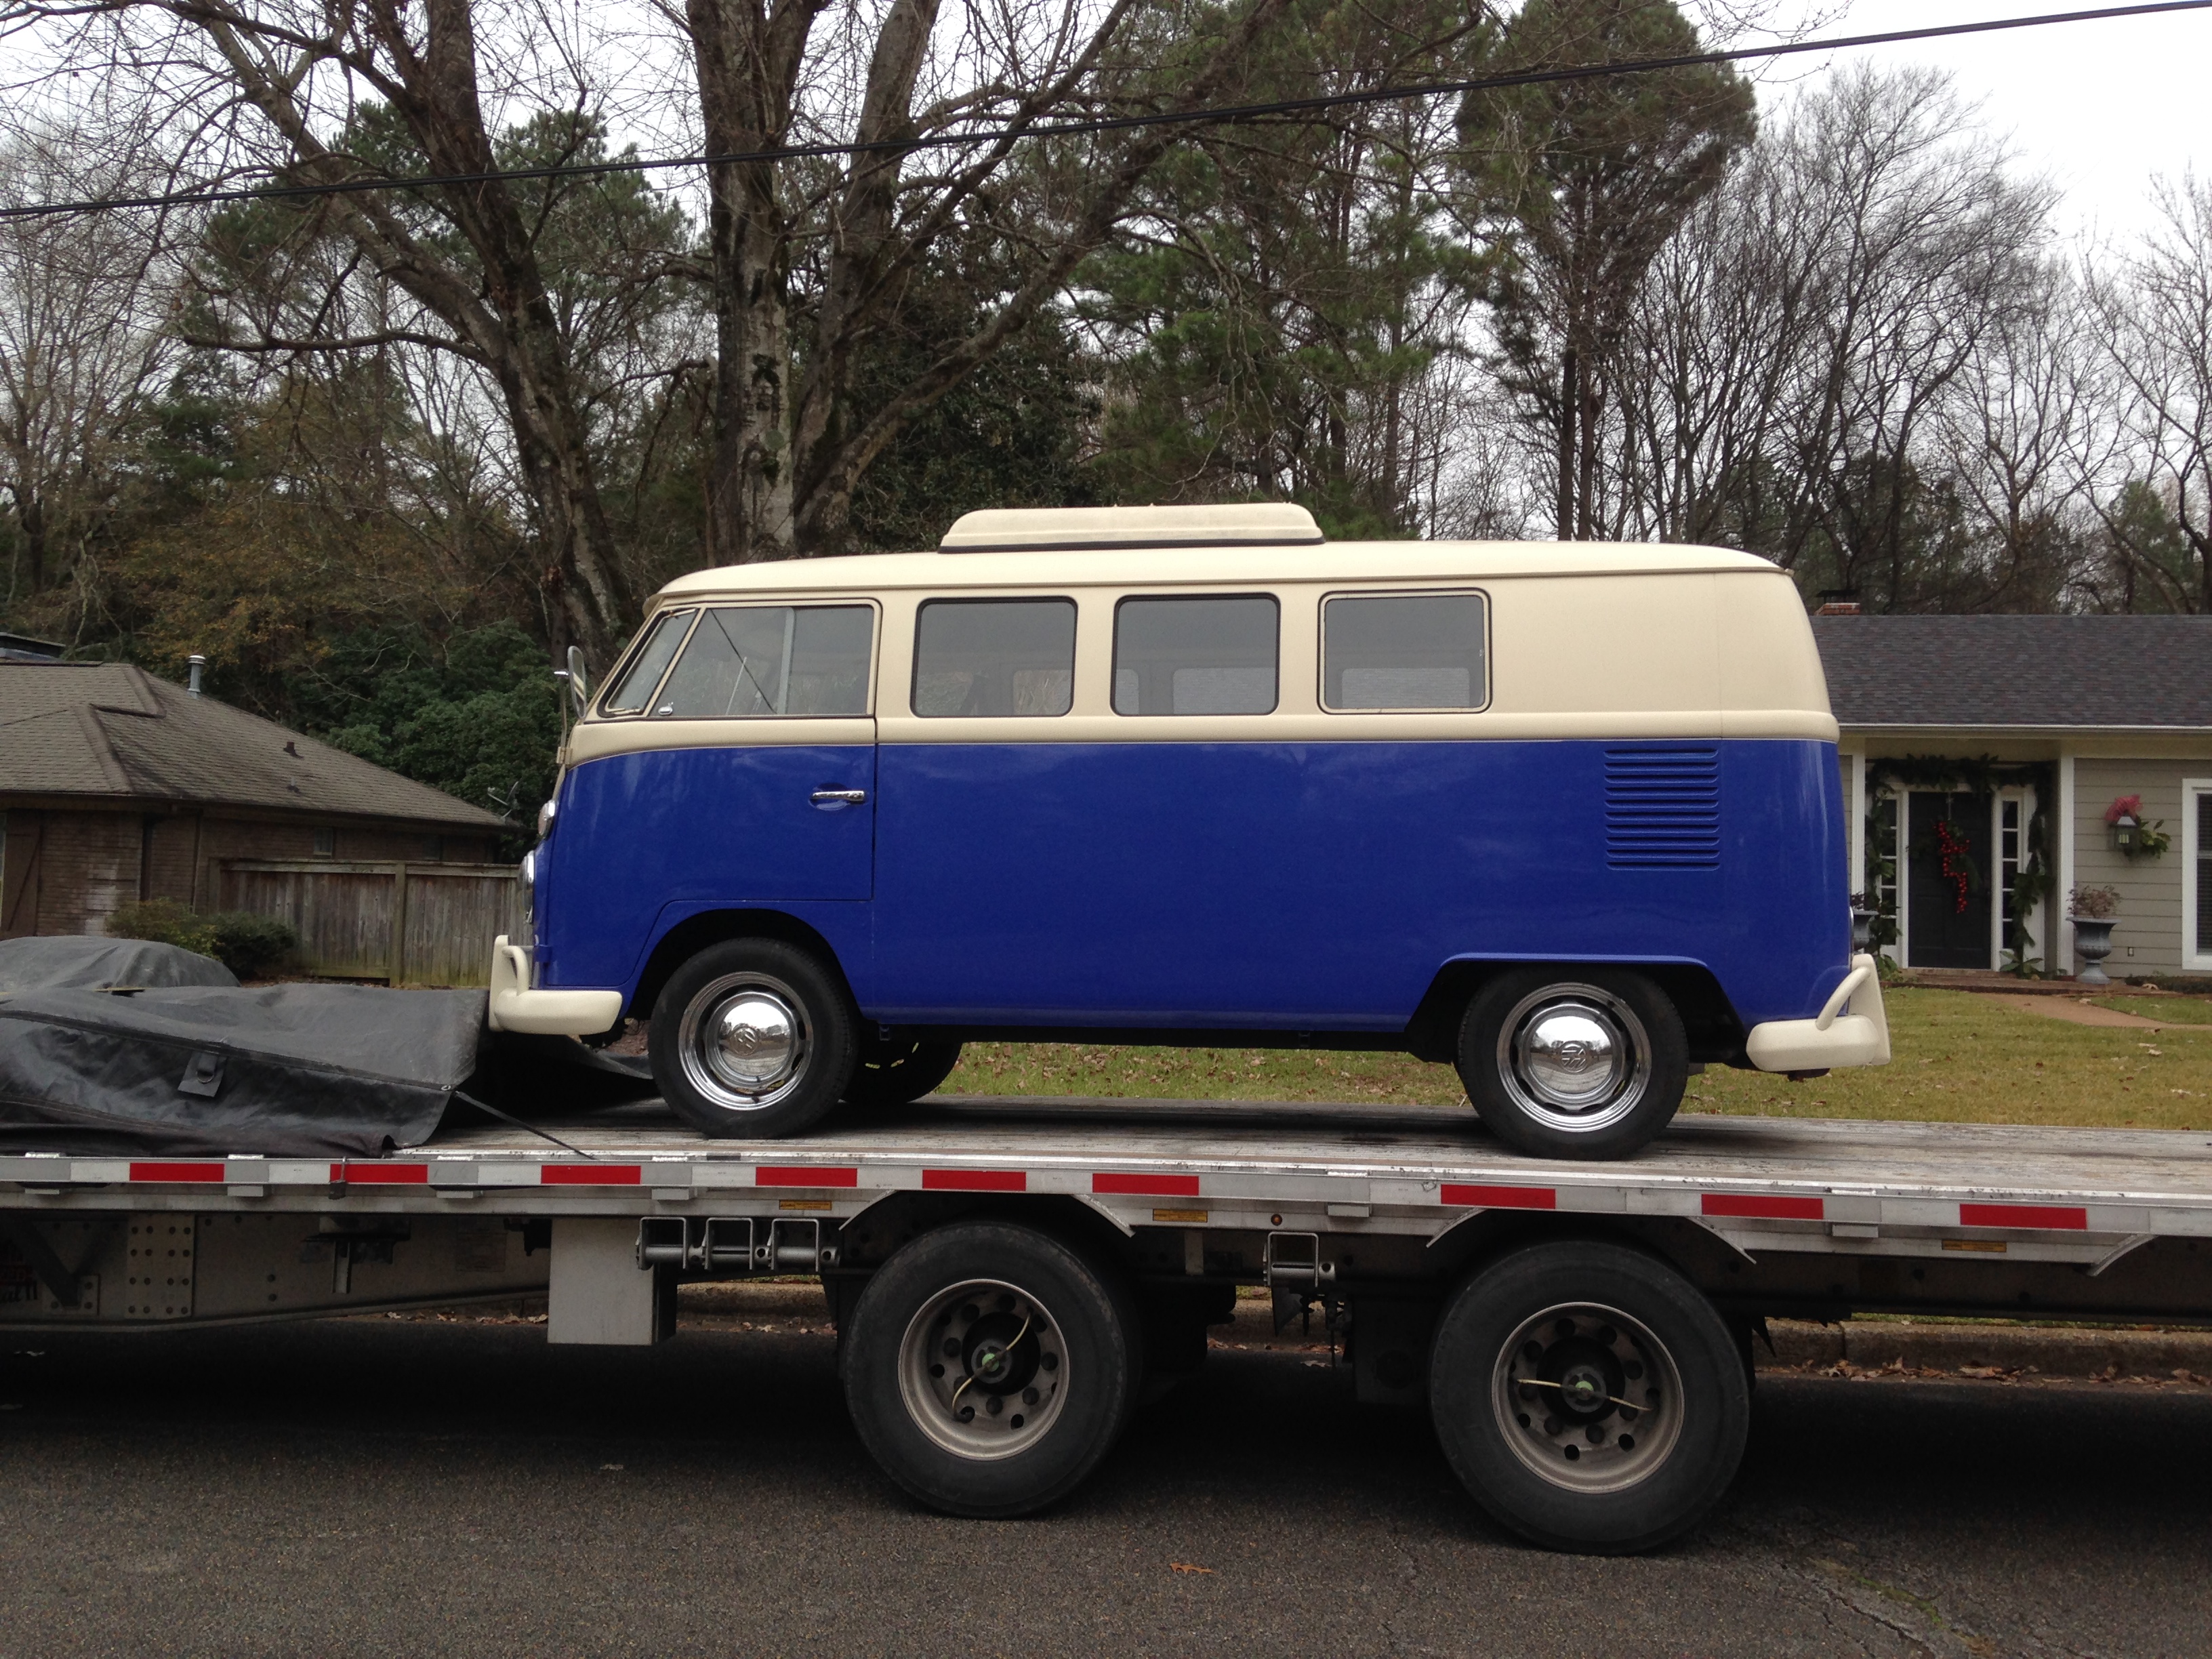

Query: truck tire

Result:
[1428,1240,1748,1555]
[649,939,857,1138]
[1456,968,1687,1160]
[841,1221,1138,1518]
[842,1037,964,1108]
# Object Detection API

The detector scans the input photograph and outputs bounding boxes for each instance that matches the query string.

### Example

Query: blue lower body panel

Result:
[543,737,1849,1033]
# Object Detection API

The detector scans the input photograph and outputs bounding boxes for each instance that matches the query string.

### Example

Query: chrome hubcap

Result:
[677,972,811,1112]
[1491,1302,1684,1494]
[1496,984,1652,1134]
[898,1279,1069,1460]
[713,993,797,1087]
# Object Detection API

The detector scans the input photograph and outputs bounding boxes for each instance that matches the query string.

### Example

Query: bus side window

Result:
[599,609,697,716]
[912,598,1076,717]
[651,605,874,718]
[1321,591,1488,711]
[1112,594,1278,716]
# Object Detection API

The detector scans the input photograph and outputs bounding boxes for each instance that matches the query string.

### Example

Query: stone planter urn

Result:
[1850,907,1879,954]
[2072,918,2117,987]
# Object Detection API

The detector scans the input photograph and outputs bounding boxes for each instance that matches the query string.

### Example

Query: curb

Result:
[1765,1317,2212,1380]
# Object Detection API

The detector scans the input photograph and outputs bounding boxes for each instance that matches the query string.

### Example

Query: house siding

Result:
[2072,757,2190,977]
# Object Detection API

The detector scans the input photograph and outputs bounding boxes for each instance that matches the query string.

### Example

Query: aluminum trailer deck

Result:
[5,1099,2211,1551]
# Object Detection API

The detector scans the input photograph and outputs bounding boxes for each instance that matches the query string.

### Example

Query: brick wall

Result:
[17,810,141,935]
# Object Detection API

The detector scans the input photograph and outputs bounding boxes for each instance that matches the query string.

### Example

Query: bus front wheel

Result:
[649,938,857,1138]
[1456,968,1687,1160]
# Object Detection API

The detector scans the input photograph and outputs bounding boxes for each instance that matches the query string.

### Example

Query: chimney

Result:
[1816,600,1862,615]
[186,654,206,696]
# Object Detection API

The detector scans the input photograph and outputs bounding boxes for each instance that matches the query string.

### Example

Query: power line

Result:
[3,0,2208,222]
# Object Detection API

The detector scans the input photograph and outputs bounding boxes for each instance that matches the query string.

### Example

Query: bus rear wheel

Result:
[649,938,857,1138]
[1456,968,1687,1160]
[842,1036,964,1108]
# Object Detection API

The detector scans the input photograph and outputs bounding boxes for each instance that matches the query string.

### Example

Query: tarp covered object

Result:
[0,935,239,994]
[0,983,485,1158]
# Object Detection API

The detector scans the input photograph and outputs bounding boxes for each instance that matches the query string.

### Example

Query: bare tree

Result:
[1603,66,2057,610]
[0,125,177,605]
[1459,0,1755,541]
[679,0,1298,562]
[2090,173,2212,613]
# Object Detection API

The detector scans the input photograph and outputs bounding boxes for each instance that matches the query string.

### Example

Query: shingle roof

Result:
[1810,615,2212,729]
[0,661,505,827]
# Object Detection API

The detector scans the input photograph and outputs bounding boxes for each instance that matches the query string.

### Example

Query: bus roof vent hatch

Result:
[939,503,1324,553]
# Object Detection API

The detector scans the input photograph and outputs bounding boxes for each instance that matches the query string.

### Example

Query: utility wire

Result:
[3,0,2208,222]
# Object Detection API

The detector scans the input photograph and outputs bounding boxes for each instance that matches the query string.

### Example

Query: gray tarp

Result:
[0,983,486,1158]
[0,935,240,993]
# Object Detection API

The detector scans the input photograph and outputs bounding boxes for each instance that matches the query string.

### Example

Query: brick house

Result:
[1,659,509,964]
[1814,614,2212,981]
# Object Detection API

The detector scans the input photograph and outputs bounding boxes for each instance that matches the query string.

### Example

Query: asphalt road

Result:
[0,1320,2206,1659]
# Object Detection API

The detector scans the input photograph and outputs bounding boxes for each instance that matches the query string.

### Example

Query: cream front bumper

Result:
[1743,953,1891,1073]
[485,935,626,1036]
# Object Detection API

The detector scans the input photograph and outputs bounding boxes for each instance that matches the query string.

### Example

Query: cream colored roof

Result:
[940,502,1323,551]
[654,539,1781,603]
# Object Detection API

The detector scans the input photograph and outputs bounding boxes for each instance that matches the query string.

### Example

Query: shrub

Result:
[106,899,297,979]
[201,912,300,979]
[106,898,220,960]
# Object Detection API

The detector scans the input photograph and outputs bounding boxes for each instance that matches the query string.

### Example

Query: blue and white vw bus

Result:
[489,504,1887,1159]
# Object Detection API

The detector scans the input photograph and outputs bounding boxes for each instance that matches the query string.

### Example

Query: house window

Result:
[1870,794,1899,951]
[313,827,336,858]
[2188,781,2212,970]
[1999,797,2023,959]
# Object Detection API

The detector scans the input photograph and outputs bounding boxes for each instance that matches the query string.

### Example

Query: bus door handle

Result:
[809,787,869,808]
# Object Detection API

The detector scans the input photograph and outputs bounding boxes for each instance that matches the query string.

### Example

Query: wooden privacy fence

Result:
[219,859,525,987]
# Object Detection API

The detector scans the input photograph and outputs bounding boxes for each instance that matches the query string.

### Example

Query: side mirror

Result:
[565,644,590,714]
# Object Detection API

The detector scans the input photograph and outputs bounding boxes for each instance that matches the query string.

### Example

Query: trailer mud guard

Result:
[548,1218,674,1345]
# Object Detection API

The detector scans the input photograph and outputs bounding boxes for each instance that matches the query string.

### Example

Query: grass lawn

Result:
[939,987,2212,1132]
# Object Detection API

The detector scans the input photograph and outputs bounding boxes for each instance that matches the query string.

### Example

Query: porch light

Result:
[2111,813,2139,853]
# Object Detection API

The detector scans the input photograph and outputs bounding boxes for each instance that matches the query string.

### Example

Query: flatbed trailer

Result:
[5,1097,2211,1553]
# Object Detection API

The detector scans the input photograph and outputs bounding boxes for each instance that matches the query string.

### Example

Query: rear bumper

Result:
[485,936,625,1036]
[1743,954,1891,1073]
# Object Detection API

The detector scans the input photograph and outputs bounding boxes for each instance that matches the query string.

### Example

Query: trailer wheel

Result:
[649,939,856,1138]
[842,1222,1136,1517]
[1429,1241,1748,1555]
[842,1037,964,1108]
[1456,969,1687,1160]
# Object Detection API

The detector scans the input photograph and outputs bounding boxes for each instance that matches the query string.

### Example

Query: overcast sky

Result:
[1759,0,2208,243]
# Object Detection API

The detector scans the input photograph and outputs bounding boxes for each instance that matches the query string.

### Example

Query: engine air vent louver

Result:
[1605,747,1720,869]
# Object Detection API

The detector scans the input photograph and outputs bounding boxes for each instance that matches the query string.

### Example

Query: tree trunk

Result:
[409,0,632,657]
[1555,348,1577,538]
[16,489,44,592]
[1576,358,1601,541]
[688,0,823,566]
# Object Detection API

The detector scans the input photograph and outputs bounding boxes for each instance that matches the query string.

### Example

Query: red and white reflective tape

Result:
[4,1159,2142,1236]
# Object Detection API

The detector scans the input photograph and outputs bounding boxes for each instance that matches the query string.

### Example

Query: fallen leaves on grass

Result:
[1168,1563,1214,1576]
